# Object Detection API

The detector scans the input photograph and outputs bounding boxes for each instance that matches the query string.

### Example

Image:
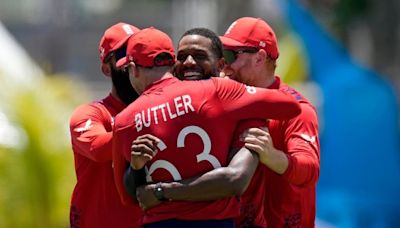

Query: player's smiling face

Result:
[175,34,219,80]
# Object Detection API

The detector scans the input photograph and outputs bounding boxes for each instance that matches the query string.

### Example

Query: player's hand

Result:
[242,127,274,165]
[131,134,160,170]
[136,184,162,210]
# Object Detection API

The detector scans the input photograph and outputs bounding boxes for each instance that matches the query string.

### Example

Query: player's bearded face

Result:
[110,64,139,105]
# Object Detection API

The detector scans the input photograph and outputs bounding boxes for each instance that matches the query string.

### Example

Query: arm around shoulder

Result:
[156,147,259,201]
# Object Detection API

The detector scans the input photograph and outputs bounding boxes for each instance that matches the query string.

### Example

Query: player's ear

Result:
[127,62,139,78]
[255,49,267,66]
[218,57,225,72]
[101,63,112,77]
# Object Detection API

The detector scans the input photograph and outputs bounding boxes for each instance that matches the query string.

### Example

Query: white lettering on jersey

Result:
[74,119,93,133]
[145,125,221,182]
[135,95,195,132]
[146,160,181,182]
[135,113,142,132]
[182,95,195,113]
[177,126,220,169]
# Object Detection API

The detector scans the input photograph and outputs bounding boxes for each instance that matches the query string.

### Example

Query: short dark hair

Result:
[180,28,223,59]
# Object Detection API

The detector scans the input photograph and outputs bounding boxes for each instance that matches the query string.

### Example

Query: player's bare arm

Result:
[134,146,259,210]
[123,134,160,201]
[243,127,289,175]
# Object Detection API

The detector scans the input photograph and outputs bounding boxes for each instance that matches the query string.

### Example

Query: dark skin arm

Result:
[123,134,160,202]
[123,166,146,201]
[130,135,259,210]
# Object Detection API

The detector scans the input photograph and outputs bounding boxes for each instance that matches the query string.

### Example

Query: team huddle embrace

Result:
[69,17,320,228]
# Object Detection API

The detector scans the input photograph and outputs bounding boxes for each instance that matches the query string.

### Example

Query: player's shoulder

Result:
[174,77,219,96]
[298,102,318,120]
[211,76,238,85]
[70,100,109,122]
[72,100,108,115]
[277,83,318,121]
[279,83,315,106]
[279,84,304,101]
[211,77,246,92]
[113,103,137,131]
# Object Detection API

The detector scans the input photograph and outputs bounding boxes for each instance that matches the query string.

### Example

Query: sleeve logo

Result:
[74,119,93,133]
[300,133,316,144]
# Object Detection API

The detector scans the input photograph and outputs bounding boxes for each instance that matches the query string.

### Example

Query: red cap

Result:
[99,22,140,62]
[220,17,279,60]
[116,27,175,68]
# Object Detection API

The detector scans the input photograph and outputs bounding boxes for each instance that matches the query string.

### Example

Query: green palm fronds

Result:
[0,74,89,228]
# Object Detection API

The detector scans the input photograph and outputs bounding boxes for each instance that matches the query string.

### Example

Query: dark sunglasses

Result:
[223,48,259,64]
[104,46,127,63]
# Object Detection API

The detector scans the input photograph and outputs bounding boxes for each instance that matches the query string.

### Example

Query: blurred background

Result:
[0,0,399,227]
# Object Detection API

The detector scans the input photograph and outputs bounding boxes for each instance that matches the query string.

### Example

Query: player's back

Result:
[114,75,301,224]
[115,76,239,224]
[136,77,236,180]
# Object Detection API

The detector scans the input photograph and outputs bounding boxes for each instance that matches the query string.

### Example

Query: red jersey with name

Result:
[264,77,320,228]
[113,76,300,225]
[69,94,141,228]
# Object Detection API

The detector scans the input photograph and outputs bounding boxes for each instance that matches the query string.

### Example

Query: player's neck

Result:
[251,70,275,88]
[263,74,276,88]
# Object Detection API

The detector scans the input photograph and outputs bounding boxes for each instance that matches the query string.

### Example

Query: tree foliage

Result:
[0,74,89,227]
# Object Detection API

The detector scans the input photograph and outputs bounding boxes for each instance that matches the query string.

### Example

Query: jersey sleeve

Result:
[281,103,320,187]
[69,103,113,162]
[213,78,301,121]
[112,123,137,206]
[231,119,268,149]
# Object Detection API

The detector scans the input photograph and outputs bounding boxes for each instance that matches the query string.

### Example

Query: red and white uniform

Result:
[69,94,141,228]
[231,120,268,228]
[113,76,300,225]
[264,76,320,228]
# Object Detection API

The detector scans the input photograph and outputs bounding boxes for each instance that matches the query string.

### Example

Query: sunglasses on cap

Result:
[223,48,259,64]
[104,46,127,63]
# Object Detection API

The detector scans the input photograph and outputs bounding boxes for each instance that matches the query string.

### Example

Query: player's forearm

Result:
[73,132,113,162]
[282,104,320,186]
[163,148,259,201]
[262,147,319,186]
[124,166,147,200]
[283,153,320,186]
[260,147,289,175]
[162,168,241,201]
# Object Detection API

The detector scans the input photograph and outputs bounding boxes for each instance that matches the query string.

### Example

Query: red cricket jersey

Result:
[264,77,320,228]
[112,76,300,225]
[69,94,141,228]
[231,120,268,228]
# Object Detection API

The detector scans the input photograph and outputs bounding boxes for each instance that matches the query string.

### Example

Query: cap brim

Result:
[101,36,130,63]
[116,56,129,68]
[219,36,247,49]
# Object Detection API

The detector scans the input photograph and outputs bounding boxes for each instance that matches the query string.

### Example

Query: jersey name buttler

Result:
[135,94,195,132]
